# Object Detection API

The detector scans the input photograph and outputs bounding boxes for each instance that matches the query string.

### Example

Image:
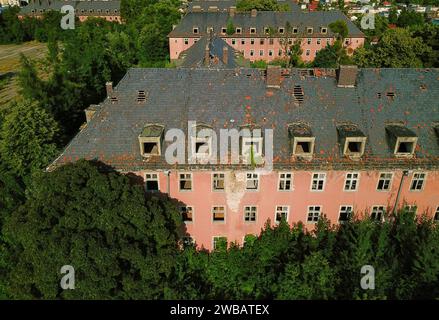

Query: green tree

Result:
[226,17,235,36]
[0,101,60,178]
[353,28,432,67]
[329,20,348,41]
[397,9,425,28]
[236,0,290,12]
[2,160,183,299]
[313,40,352,68]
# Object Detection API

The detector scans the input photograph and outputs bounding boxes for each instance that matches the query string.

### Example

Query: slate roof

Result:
[19,0,120,16]
[186,0,300,12]
[50,67,439,171]
[179,35,239,68]
[168,11,364,38]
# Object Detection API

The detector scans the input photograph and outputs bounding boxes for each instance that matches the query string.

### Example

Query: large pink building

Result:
[168,10,365,63]
[51,66,439,250]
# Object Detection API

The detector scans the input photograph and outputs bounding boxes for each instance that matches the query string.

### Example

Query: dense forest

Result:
[0,0,439,299]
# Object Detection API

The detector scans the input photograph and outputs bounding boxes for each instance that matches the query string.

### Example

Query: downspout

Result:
[392,170,409,214]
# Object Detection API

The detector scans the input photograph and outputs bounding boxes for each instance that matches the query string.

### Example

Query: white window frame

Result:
[410,172,426,191]
[307,205,322,223]
[212,205,226,223]
[338,205,353,223]
[179,172,193,192]
[145,172,159,192]
[321,27,327,34]
[307,27,313,34]
[250,27,256,34]
[259,49,264,56]
[344,172,360,192]
[434,206,439,222]
[241,136,263,162]
[404,204,418,215]
[377,172,393,191]
[221,27,227,34]
[370,205,385,221]
[193,27,199,34]
[246,172,259,191]
[310,172,326,191]
[275,205,289,224]
[278,27,284,34]
[191,136,213,160]
[278,172,293,191]
[180,206,194,224]
[236,27,242,34]
[184,38,189,45]
[292,27,298,34]
[212,172,225,191]
[212,236,227,250]
[243,205,257,222]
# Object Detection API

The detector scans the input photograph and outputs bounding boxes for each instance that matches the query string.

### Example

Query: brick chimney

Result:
[266,65,282,88]
[337,65,358,87]
[204,44,210,66]
[251,9,257,17]
[222,46,228,65]
[229,6,236,17]
[106,81,113,97]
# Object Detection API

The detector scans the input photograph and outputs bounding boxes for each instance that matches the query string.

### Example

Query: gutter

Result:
[392,170,409,214]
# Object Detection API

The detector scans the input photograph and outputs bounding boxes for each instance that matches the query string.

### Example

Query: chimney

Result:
[251,9,257,17]
[266,65,282,88]
[222,46,228,65]
[337,65,358,87]
[204,44,210,66]
[85,104,100,123]
[229,6,236,17]
[106,81,113,97]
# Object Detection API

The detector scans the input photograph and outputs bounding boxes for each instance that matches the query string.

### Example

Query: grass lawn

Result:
[0,41,47,108]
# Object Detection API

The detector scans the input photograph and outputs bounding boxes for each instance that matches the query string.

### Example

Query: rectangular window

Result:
[250,27,256,34]
[184,38,188,45]
[344,172,359,191]
[321,27,327,34]
[250,38,255,45]
[213,173,225,191]
[179,173,192,191]
[292,27,298,34]
[213,236,227,250]
[311,173,325,191]
[410,172,426,191]
[244,206,257,222]
[307,38,311,45]
[269,50,273,56]
[180,206,193,223]
[288,38,293,45]
[317,38,321,45]
[278,49,282,56]
[305,49,310,56]
[236,27,242,34]
[145,173,159,191]
[259,50,264,56]
[434,207,439,221]
[264,27,270,34]
[345,38,350,45]
[275,205,289,223]
[307,206,321,223]
[232,38,236,45]
[260,38,264,45]
[241,39,245,45]
[278,173,292,191]
[193,27,198,34]
[339,205,353,223]
[212,206,226,222]
[278,27,284,34]
[250,49,254,56]
[377,173,393,191]
[269,38,274,45]
[307,27,313,34]
[371,206,385,221]
[404,205,417,215]
[221,27,227,34]
[246,173,259,190]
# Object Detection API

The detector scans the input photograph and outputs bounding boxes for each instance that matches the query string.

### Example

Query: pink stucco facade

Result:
[137,169,439,250]
[169,36,365,62]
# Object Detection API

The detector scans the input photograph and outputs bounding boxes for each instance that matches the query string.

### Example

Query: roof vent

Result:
[137,90,148,103]
[293,85,304,103]
[110,96,118,103]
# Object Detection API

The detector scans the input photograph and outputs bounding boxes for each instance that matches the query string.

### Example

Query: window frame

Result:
[275,205,289,224]
[377,172,393,191]
[370,205,385,222]
[212,172,225,192]
[278,172,293,191]
[243,205,258,222]
[307,205,322,223]
[212,205,226,223]
[410,172,426,191]
[344,172,360,192]
[179,172,193,192]
[246,172,259,191]
[338,205,353,223]
[310,172,326,192]
[145,172,159,192]
[180,206,194,224]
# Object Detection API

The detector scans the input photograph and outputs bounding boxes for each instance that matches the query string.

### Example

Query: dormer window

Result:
[193,27,199,34]
[307,27,313,34]
[337,124,367,159]
[250,27,256,34]
[191,124,214,162]
[138,124,164,157]
[288,123,315,159]
[321,27,327,34]
[292,27,298,34]
[240,127,263,164]
[236,27,242,34]
[207,26,214,33]
[386,124,418,157]
[221,27,227,34]
[264,27,270,35]
[278,27,284,34]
